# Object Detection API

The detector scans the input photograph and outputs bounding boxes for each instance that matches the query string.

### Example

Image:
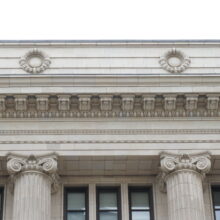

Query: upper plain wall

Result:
[1,41,220,75]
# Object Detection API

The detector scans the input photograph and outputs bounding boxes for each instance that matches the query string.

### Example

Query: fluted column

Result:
[7,154,59,220]
[159,152,211,220]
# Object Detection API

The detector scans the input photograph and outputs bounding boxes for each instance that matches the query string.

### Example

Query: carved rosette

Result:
[159,48,191,73]
[159,152,211,192]
[7,154,59,193]
[19,49,51,74]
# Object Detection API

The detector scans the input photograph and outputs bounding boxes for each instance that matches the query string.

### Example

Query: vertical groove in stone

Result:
[166,170,206,220]
[12,172,51,220]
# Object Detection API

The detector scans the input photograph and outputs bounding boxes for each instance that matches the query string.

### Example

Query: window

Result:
[129,187,153,220]
[64,187,88,220]
[0,188,3,220]
[212,187,220,220]
[97,187,121,220]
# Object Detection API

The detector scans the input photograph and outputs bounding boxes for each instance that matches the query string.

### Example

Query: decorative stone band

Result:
[18,48,191,74]
[0,93,220,118]
[7,154,59,193]
[158,152,211,192]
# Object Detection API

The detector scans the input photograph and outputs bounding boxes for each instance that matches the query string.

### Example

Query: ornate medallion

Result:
[19,48,51,73]
[159,48,191,73]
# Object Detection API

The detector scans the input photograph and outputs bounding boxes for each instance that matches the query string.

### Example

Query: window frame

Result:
[96,186,121,220]
[64,187,89,220]
[0,187,3,220]
[128,186,154,220]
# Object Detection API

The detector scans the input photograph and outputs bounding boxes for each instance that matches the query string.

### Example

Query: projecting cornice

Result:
[0,93,220,118]
[1,40,220,46]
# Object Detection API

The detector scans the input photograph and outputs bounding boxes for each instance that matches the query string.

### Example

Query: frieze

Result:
[0,93,220,118]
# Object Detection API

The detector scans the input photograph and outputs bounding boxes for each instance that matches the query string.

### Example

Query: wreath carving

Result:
[19,49,51,74]
[159,48,190,73]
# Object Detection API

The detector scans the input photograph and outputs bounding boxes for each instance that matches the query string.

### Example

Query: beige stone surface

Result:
[0,41,220,220]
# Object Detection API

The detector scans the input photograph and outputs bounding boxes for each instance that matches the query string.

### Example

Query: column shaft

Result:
[166,170,205,220]
[160,152,211,220]
[13,172,51,220]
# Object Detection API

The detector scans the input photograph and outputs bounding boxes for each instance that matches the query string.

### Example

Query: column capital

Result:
[158,151,211,192]
[7,153,59,193]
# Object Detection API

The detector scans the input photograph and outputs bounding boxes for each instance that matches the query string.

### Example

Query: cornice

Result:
[1,75,220,92]
[0,40,220,47]
[0,93,220,118]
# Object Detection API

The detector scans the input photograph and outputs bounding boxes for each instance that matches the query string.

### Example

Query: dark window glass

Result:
[0,188,3,220]
[64,187,88,220]
[129,187,153,220]
[212,187,220,220]
[97,187,121,220]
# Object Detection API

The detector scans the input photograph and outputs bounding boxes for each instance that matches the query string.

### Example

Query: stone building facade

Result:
[0,40,220,220]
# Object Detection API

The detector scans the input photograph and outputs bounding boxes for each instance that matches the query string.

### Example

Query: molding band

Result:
[1,129,220,135]
[1,139,220,144]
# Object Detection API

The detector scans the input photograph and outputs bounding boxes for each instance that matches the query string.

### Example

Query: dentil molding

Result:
[0,93,220,118]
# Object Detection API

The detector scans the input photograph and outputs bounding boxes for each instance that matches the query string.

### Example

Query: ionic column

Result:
[7,154,59,220]
[159,152,211,220]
